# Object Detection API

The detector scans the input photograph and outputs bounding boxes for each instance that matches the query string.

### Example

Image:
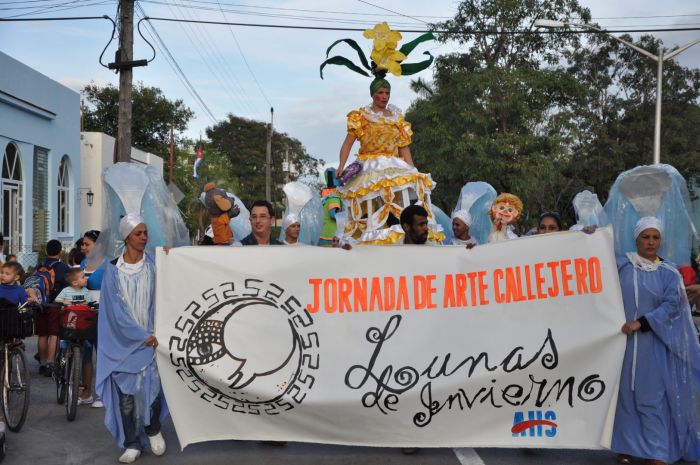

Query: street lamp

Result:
[534,19,700,164]
[80,188,94,207]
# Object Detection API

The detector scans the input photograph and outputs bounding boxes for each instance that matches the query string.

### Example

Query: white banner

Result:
[155,227,626,449]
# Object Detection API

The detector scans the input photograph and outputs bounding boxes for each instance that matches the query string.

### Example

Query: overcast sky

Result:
[2,0,699,173]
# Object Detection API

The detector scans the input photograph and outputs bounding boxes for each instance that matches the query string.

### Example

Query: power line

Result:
[0,15,109,21]
[138,16,700,34]
[0,0,86,4]
[138,0,427,28]
[215,0,271,108]
[167,0,258,117]
[356,0,428,25]
[0,0,113,18]
[4,14,700,35]
[174,0,259,116]
[165,0,449,19]
[134,3,218,125]
[141,0,700,22]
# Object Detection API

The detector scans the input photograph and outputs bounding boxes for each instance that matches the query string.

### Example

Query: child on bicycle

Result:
[0,260,28,444]
[54,269,94,305]
[0,262,27,305]
[55,269,97,406]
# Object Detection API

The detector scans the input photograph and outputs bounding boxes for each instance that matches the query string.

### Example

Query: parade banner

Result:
[155,227,626,449]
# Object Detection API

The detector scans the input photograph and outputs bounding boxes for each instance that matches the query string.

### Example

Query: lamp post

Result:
[534,19,700,164]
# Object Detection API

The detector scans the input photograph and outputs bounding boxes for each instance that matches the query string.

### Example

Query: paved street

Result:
[0,339,635,465]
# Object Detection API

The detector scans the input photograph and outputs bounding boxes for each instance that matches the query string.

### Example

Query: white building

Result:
[80,132,163,233]
[0,51,81,265]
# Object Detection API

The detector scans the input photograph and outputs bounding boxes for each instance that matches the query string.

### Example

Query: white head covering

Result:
[451,209,472,227]
[119,213,146,240]
[282,213,300,231]
[633,216,663,239]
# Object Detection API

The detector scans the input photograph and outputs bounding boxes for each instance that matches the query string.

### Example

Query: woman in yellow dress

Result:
[322,22,443,245]
[336,79,440,244]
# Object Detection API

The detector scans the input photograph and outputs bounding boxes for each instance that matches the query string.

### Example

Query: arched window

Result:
[2,143,21,181]
[2,143,23,253]
[57,156,70,234]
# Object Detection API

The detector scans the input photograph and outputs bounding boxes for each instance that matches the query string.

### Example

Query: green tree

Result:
[82,82,194,157]
[565,34,700,199]
[407,0,591,226]
[205,114,324,214]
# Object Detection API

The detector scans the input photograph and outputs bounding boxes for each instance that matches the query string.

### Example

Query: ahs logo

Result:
[511,410,558,437]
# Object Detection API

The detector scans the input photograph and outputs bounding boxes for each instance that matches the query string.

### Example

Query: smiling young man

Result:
[241,200,282,246]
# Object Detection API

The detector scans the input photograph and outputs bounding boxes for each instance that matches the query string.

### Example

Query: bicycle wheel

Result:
[54,345,68,405]
[66,345,80,421]
[2,346,30,432]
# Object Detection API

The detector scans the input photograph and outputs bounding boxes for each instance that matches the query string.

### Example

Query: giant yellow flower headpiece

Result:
[320,21,434,90]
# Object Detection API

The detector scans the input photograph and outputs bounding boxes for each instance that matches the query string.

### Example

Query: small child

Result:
[0,261,27,437]
[54,269,95,305]
[0,262,27,305]
[5,254,17,262]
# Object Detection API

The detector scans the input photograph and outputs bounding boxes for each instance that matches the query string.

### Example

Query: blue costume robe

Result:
[95,254,168,450]
[612,255,700,463]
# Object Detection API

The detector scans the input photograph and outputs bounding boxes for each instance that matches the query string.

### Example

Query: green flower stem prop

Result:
[320,27,435,79]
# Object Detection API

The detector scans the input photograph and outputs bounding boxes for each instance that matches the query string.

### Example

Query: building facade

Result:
[80,132,163,233]
[0,51,81,265]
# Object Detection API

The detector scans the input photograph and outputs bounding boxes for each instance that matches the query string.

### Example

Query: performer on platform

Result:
[321,22,443,245]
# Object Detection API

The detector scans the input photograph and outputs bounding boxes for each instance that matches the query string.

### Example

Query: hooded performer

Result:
[92,163,188,464]
[612,217,700,465]
[96,214,167,464]
[604,165,700,465]
[445,210,478,247]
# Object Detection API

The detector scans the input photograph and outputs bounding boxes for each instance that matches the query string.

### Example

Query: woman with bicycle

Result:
[95,214,166,464]
[79,229,106,409]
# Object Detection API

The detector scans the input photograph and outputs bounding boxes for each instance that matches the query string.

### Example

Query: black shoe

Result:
[33,352,39,362]
[43,363,54,377]
[38,364,47,375]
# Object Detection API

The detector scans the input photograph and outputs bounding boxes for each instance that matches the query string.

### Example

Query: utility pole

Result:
[169,126,174,184]
[265,107,274,202]
[116,0,134,163]
[284,146,290,184]
[109,0,148,163]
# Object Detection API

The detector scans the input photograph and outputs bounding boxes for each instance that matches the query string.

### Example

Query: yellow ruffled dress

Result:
[339,104,444,245]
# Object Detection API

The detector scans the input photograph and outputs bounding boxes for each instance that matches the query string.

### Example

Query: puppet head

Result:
[203,182,240,218]
[489,193,523,230]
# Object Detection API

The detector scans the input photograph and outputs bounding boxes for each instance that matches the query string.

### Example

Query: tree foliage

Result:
[82,82,194,157]
[206,114,324,215]
[406,0,700,229]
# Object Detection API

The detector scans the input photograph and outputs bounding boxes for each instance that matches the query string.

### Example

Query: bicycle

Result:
[53,301,98,422]
[0,301,36,433]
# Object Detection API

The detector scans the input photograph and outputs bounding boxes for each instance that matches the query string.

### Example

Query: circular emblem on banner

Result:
[170,280,319,415]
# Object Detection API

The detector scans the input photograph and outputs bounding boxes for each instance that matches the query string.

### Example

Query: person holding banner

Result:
[96,215,167,464]
[612,217,700,465]
[241,200,283,246]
